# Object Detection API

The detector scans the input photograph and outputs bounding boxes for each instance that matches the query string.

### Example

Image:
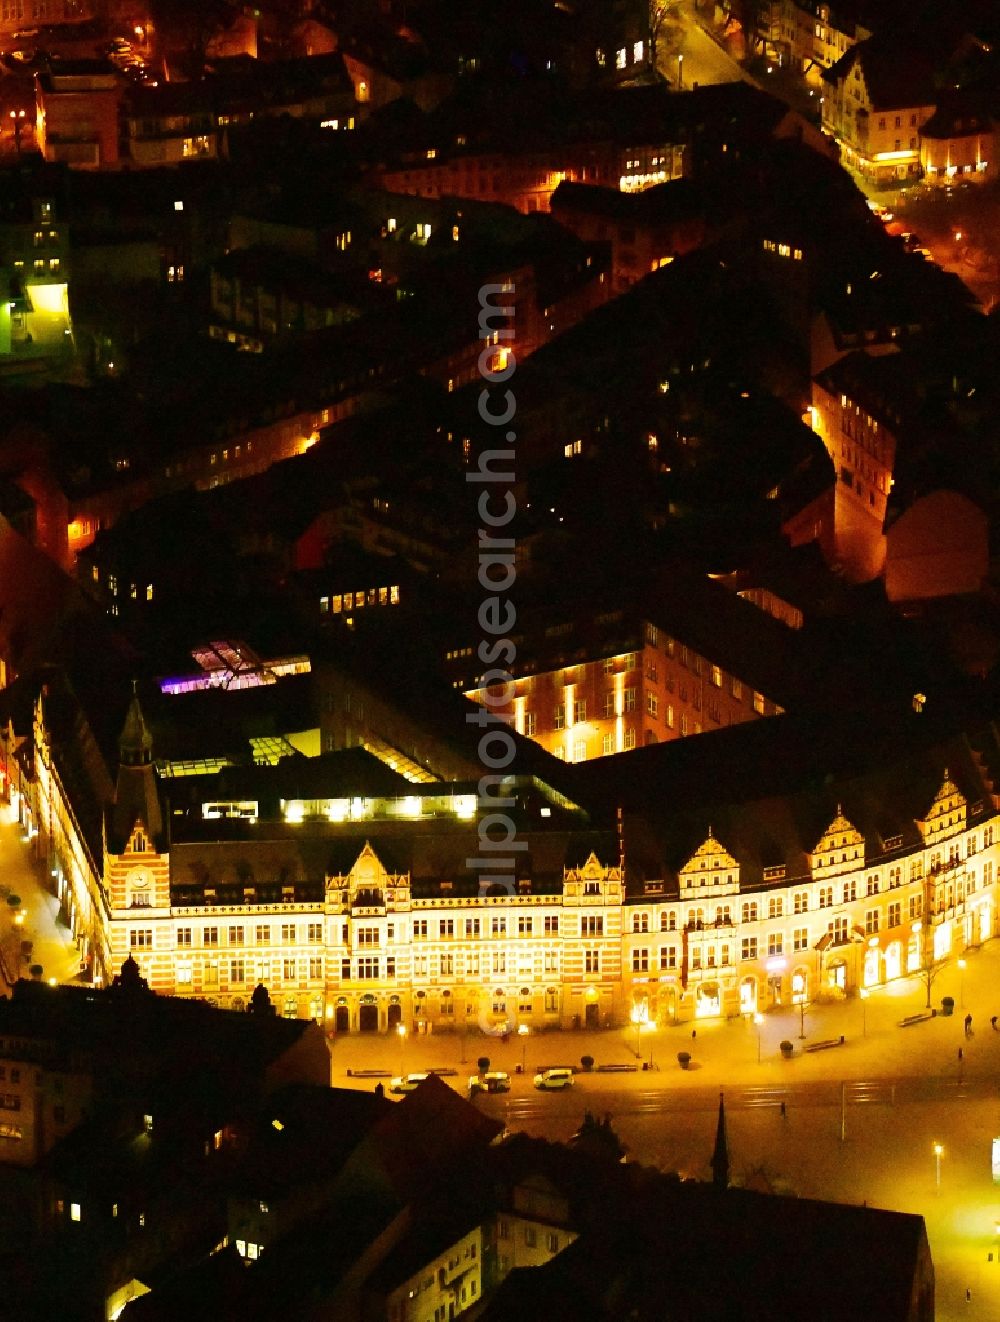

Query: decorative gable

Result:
[917,769,967,844]
[809,806,864,879]
[562,851,623,905]
[678,830,739,897]
[326,841,410,912]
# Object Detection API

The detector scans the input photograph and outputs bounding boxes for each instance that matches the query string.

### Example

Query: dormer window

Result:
[132,829,147,853]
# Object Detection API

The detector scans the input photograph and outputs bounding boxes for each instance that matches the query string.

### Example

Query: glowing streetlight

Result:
[518,1022,530,1073]
[933,1142,943,1192]
[677,53,683,89]
[958,957,966,1008]
[8,108,25,154]
[859,987,869,1037]
[753,1012,764,1064]
[397,1022,407,1074]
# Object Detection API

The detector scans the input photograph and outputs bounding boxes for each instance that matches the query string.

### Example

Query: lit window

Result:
[70,1203,81,1222]
[616,47,626,69]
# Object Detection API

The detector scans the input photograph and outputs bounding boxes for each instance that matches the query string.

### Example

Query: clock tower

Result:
[104,686,171,988]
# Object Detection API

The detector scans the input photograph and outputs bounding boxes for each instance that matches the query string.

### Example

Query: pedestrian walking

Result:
[958,1046,964,1061]
[691,1029,697,1040]
[992,1015,998,1030]
[964,1013,973,1037]
[779,1101,786,1118]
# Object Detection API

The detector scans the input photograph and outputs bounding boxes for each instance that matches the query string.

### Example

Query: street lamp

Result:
[677,53,684,89]
[958,957,966,1008]
[518,1023,529,1074]
[933,1142,943,1192]
[859,987,869,1037]
[8,109,25,155]
[753,1012,764,1064]
[396,1022,407,1075]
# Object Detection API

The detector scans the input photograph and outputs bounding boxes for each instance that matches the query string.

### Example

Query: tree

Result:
[918,955,948,1009]
[477,1056,490,1074]
[570,1110,627,1163]
[649,1,683,69]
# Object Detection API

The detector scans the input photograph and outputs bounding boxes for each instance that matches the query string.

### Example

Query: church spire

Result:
[119,682,153,767]
[710,1091,729,1190]
[109,682,163,853]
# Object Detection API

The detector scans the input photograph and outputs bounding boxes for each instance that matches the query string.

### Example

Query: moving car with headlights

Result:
[468,1070,511,1095]
[533,1067,574,1090]
[389,1072,429,1094]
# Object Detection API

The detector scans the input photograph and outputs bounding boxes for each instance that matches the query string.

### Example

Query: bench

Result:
[535,1064,578,1075]
[346,1069,392,1078]
[426,1068,458,1077]
[595,1063,639,1073]
[804,1036,846,1053]
[898,1011,936,1027]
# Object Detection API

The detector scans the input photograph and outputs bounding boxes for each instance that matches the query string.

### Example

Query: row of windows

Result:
[413,915,562,938]
[10,257,59,273]
[135,922,325,950]
[497,1221,559,1252]
[408,952,562,977]
[176,957,324,985]
[137,865,985,960]
[320,586,400,613]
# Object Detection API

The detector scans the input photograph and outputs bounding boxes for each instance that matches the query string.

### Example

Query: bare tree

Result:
[649,1,683,69]
[918,954,948,1009]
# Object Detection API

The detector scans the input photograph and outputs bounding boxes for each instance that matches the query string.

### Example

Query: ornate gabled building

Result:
[7,675,1000,1036]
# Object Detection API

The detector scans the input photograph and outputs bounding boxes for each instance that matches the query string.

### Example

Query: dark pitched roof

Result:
[481,1181,929,1321]
[824,38,937,108]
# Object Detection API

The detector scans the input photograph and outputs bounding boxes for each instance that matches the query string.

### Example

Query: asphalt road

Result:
[478,1071,998,1122]
[660,4,750,90]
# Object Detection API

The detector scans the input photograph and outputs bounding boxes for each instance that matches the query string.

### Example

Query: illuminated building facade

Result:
[10,685,1000,1038]
[100,762,1000,1036]
[35,61,123,168]
[810,351,898,582]
[621,780,996,1024]
[462,615,785,764]
[821,41,935,184]
[0,185,70,361]
[378,140,686,216]
[776,1,873,83]
[919,103,995,185]
[0,0,91,41]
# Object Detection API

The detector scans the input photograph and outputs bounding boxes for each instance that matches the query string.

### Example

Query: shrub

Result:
[779,1040,794,1056]
[581,1055,594,1071]
[477,1057,490,1074]
[677,1051,691,1068]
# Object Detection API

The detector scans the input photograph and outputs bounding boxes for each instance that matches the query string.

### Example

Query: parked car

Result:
[389,1072,429,1094]
[469,1071,511,1095]
[534,1067,574,1090]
